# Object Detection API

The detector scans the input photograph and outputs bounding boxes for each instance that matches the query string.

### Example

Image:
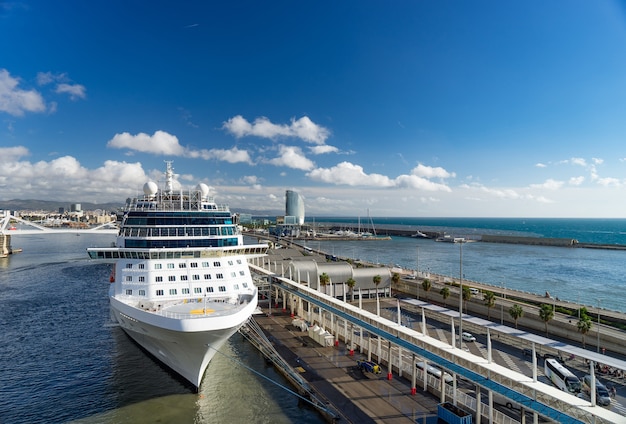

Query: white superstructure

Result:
[87,162,267,388]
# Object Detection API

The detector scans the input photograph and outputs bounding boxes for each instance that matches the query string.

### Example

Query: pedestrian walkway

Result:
[254,308,441,423]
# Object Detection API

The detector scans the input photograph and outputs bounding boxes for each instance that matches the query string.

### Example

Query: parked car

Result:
[582,375,611,406]
[462,332,476,342]
[522,348,540,359]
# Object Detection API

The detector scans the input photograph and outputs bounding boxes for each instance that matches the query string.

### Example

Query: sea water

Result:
[0,233,323,424]
[2,218,626,423]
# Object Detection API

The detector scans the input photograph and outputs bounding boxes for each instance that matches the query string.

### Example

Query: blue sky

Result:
[2,1,626,218]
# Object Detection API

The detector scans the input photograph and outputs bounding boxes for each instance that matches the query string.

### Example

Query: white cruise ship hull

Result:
[110,293,258,388]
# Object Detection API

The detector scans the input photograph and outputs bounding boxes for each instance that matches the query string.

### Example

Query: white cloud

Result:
[310,145,338,154]
[596,177,621,187]
[570,157,587,167]
[223,115,330,144]
[535,163,547,168]
[0,146,29,161]
[108,131,187,155]
[569,176,585,186]
[55,83,86,100]
[411,163,455,179]
[268,145,315,170]
[195,147,253,164]
[108,130,254,164]
[0,69,46,116]
[306,161,452,191]
[529,179,564,190]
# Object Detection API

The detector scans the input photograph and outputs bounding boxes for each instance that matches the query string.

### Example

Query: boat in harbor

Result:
[87,162,268,388]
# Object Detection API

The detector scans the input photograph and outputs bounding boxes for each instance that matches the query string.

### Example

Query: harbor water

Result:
[2,217,626,423]
[0,233,324,424]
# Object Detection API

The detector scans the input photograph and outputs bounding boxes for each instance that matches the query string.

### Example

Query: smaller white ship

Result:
[87,162,267,388]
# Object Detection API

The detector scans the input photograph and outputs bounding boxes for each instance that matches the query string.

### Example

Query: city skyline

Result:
[3,1,626,218]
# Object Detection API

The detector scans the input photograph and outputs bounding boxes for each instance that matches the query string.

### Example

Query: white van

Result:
[469,288,480,297]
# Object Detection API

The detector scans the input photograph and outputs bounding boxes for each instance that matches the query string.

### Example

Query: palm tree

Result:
[577,316,593,348]
[462,286,472,313]
[509,304,524,329]
[372,275,382,297]
[483,291,496,320]
[346,277,356,302]
[391,272,400,297]
[539,304,554,336]
[421,278,432,301]
[440,286,450,306]
[319,272,330,295]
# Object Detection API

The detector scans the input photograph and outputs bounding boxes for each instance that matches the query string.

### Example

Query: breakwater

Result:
[311,223,626,250]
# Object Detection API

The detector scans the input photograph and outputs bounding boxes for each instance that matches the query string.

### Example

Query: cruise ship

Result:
[87,162,268,388]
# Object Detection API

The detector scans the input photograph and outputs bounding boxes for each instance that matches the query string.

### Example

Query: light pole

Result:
[458,240,464,348]
[500,281,504,325]
[416,246,419,278]
[597,298,602,353]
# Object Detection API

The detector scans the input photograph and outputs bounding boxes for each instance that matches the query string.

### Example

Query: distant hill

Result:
[0,199,124,213]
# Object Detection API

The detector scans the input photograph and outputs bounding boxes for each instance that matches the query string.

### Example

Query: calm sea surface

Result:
[0,233,323,424]
[2,218,626,423]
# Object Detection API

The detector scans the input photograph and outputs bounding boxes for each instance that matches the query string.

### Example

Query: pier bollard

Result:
[334,340,339,347]
[290,312,294,318]
[349,349,354,356]
[387,372,393,380]
[411,387,417,395]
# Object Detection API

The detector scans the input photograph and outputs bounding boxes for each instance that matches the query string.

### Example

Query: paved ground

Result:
[254,308,441,423]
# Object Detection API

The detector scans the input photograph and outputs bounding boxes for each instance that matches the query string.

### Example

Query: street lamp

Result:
[458,240,464,348]
[500,281,504,325]
[597,299,602,353]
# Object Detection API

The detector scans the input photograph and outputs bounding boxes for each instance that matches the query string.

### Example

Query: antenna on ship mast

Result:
[164,161,174,193]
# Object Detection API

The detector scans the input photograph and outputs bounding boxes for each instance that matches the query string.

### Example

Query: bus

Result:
[544,358,581,393]
[416,361,454,385]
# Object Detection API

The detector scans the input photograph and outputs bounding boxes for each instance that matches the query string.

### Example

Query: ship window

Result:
[155,276,163,282]
[239,271,245,276]
[230,272,236,278]
[180,275,188,281]
[169,289,177,295]
[193,275,200,280]
[139,276,145,282]
[126,289,132,295]
[182,288,190,294]
[194,287,202,294]
[218,286,226,292]
[168,276,176,282]
[202,261,210,267]
[216,273,223,279]
[228,260,234,266]
[155,263,162,270]
[139,289,146,296]
[156,290,164,296]
[125,276,132,282]
[237,259,242,264]
[179,263,187,268]
[126,263,132,269]
[213,261,221,267]
[207,287,214,293]
[242,283,248,288]
[204,274,211,280]
[191,262,198,268]
[167,263,174,269]
[138,264,145,269]
[233,284,239,290]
